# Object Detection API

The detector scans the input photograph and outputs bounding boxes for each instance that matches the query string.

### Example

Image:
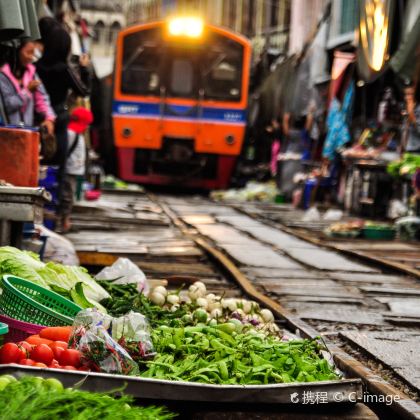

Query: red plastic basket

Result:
[0,313,45,343]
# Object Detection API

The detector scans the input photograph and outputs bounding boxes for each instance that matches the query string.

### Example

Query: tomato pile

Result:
[0,326,85,371]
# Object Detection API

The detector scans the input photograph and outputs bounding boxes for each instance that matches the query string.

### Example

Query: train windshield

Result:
[121,28,161,96]
[202,34,243,102]
[120,27,244,102]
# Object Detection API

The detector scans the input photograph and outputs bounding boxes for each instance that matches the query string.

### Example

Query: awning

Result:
[0,1,25,41]
[0,0,40,42]
[390,14,420,83]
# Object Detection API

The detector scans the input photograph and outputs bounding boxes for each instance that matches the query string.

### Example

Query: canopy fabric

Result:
[390,14,420,84]
[0,1,25,41]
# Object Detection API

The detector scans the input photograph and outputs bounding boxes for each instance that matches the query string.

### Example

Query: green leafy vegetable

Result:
[0,376,175,420]
[0,246,109,310]
[387,153,420,178]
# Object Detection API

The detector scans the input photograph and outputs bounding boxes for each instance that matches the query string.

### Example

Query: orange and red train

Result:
[112,18,251,189]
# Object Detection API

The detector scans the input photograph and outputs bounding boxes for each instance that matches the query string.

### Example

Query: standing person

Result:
[0,40,55,130]
[61,107,93,232]
[35,25,91,231]
[266,117,282,176]
[404,83,420,154]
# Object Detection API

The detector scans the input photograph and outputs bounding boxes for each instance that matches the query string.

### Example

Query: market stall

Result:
[0,246,362,407]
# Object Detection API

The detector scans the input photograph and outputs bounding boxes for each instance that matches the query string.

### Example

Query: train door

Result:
[157,47,203,170]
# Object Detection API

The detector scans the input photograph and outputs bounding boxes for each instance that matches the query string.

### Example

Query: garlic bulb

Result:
[150,292,165,306]
[153,286,168,297]
[167,294,180,305]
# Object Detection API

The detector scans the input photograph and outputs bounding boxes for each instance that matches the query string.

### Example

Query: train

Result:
[112,17,251,189]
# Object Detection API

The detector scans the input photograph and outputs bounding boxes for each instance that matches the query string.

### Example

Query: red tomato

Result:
[34,362,47,368]
[58,349,81,368]
[0,343,23,363]
[49,341,68,350]
[31,344,54,365]
[62,365,77,371]
[17,341,33,353]
[49,359,60,368]
[51,346,65,361]
[19,358,35,366]
[77,366,90,372]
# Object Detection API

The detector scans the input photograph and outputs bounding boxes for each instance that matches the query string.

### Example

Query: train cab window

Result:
[170,59,194,96]
[203,37,243,102]
[121,28,161,96]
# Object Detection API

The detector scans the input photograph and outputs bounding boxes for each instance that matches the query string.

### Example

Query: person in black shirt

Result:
[36,23,91,231]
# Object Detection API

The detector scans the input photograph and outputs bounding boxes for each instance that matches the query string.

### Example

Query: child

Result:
[59,107,93,233]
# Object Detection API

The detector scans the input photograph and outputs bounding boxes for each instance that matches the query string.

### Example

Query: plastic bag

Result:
[69,309,139,375]
[302,207,321,222]
[387,200,408,219]
[36,224,80,265]
[323,209,343,221]
[112,311,155,363]
[95,258,149,294]
[395,216,420,241]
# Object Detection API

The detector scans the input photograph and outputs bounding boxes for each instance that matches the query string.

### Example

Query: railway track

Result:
[65,190,420,419]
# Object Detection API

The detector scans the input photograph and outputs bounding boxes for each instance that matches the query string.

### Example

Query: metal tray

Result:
[0,365,362,405]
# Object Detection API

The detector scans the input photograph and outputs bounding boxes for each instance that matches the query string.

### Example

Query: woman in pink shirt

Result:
[0,40,55,132]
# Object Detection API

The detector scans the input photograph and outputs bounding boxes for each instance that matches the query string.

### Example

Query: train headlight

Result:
[168,17,203,38]
[168,18,183,36]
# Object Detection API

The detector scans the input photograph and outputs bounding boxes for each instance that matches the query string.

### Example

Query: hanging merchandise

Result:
[358,0,395,82]
[0,1,25,41]
[328,51,356,104]
[323,82,355,161]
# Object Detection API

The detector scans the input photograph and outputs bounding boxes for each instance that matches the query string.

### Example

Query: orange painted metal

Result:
[114,116,245,155]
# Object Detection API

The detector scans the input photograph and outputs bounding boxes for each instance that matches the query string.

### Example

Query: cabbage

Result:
[47,264,110,302]
[0,246,109,310]
[0,247,49,288]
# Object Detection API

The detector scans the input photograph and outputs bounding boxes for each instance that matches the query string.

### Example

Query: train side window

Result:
[170,59,194,97]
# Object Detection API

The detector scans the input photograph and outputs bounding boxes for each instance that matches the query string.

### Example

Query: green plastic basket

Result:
[0,322,8,336]
[0,275,82,326]
[0,322,8,345]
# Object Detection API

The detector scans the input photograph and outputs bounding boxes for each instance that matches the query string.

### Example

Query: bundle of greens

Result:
[140,324,339,385]
[387,153,420,178]
[99,282,189,327]
[0,375,175,420]
[0,246,109,311]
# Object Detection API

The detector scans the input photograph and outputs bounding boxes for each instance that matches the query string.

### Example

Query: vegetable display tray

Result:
[0,365,362,405]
